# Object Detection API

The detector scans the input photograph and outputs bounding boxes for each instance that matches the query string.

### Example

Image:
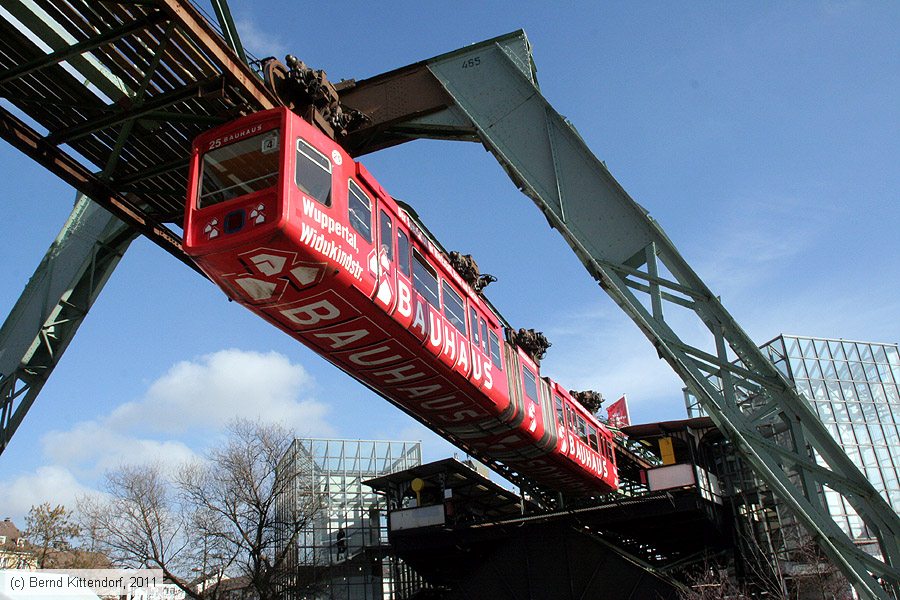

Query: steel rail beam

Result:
[0,11,167,86]
[337,30,899,599]
[46,76,225,145]
[0,0,133,100]
[0,0,282,453]
[157,0,276,110]
[0,105,197,272]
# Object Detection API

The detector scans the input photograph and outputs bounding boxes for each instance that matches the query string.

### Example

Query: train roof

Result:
[394,198,512,331]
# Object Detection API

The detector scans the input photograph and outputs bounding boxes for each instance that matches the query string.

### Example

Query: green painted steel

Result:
[404,31,899,599]
[0,0,132,100]
[0,196,134,453]
[210,0,248,66]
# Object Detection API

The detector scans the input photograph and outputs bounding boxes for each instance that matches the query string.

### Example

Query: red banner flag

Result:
[606,395,630,428]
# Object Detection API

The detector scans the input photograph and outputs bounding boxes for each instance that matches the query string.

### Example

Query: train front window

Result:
[442,281,467,336]
[413,250,440,308]
[199,129,280,209]
[296,138,332,205]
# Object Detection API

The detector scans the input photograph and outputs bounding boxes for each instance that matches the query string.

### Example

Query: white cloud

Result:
[106,349,330,435]
[0,466,95,519]
[42,422,197,475]
[234,18,287,60]
[0,349,336,522]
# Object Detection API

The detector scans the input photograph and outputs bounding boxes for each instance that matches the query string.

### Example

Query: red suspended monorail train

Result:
[183,107,618,496]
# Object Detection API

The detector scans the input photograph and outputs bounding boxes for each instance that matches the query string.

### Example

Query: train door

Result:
[518,355,546,441]
[393,225,415,332]
[373,206,397,314]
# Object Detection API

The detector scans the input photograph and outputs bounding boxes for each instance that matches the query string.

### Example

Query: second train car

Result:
[183,107,618,496]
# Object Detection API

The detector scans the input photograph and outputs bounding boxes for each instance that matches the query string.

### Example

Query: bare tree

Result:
[24,503,80,567]
[787,537,853,600]
[77,421,319,599]
[177,419,320,600]
[77,464,202,599]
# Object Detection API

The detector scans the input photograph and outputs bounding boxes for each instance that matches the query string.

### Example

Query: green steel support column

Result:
[210,0,247,65]
[392,31,899,599]
[0,196,134,453]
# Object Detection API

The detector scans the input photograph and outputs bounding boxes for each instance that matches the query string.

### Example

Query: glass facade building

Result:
[277,438,423,600]
[758,335,900,541]
[686,334,900,593]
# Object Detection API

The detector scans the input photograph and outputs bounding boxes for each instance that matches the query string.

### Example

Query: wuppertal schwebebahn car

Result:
[183,107,618,496]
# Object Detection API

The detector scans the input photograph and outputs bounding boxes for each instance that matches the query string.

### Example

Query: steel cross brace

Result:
[0,195,135,453]
[349,31,900,599]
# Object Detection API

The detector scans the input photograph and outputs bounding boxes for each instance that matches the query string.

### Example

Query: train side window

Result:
[588,426,599,452]
[480,319,489,354]
[442,281,467,336]
[555,396,565,426]
[379,210,394,262]
[296,139,332,206]
[577,416,587,443]
[397,230,411,276]
[469,308,480,346]
[522,367,538,402]
[347,180,372,242]
[412,250,440,307]
[489,331,503,370]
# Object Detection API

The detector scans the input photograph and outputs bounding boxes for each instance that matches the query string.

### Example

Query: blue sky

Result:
[0,1,898,520]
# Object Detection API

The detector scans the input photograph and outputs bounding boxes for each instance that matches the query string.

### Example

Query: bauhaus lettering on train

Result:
[183,107,618,497]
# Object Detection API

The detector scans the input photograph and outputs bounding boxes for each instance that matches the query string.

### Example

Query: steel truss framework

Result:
[0,5,896,597]
[0,0,275,452]
[386,32,896,599]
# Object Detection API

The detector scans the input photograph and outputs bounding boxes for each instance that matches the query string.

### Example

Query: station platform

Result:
[366,453,732,599]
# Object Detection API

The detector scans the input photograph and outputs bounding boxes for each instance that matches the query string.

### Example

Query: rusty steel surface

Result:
[338,64,458,156]
[0,0,276,262]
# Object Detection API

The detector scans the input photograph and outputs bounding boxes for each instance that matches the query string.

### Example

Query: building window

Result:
[470,308,480,346]
[296,138,332,205]
[347,180,372,242]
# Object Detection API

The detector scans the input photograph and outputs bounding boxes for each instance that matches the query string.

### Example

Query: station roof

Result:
[622,416,715,439]
[365,458,538,520]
